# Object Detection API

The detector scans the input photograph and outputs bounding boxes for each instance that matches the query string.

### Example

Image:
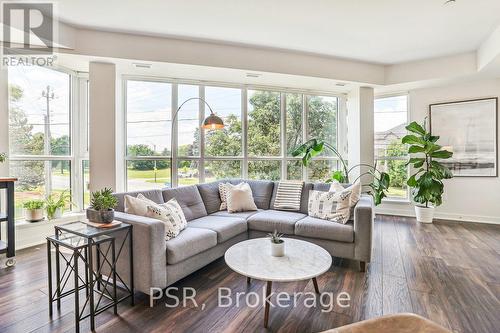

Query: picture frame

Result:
[429,97,498,177]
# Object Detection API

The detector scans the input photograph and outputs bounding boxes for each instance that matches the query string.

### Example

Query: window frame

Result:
[374,92,410,202]
[123,75,345,190]
[7,66,90,216]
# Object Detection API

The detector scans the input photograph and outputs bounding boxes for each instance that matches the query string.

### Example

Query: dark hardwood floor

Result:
[1,215,499,333]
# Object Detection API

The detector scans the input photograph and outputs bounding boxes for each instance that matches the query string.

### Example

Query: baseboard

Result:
[376,207,500,225]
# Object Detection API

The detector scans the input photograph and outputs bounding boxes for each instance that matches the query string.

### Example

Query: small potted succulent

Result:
[46,190,72,220]
[268,230,285,257]
[86,187,118,223]
[23,199,45,222]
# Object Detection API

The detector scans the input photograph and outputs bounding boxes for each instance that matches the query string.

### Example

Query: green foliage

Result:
[23,199,45,210]
[0,152,6,163]
[127,144,169,170]
[385,140,408,188]
[292,138,390,205]
[403,120,453,207]
[267,230,284,244]
[46,190,72,219]
[89,188,118,211]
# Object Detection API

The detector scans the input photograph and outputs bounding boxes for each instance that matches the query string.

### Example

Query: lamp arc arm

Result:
[173,97,215,123]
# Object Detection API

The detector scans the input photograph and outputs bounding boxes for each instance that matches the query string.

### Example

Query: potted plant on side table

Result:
[268,230,285,257]
[402,120,453,223]
[46,190,72,220]
[86,187,118,223]
[23,199,45,222]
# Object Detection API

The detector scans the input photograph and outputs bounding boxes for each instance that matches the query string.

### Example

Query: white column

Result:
[347,86,374,183]
[89,62,116,192]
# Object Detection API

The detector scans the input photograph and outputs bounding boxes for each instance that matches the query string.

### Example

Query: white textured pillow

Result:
[329,180,362,208]
[218,182,230,211]
[226,182,258,213]
[308,189,352,224]
[124,194,150,216]
[144,198,187,240]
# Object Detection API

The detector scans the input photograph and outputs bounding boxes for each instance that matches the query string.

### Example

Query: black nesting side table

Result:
[47,221,134,333]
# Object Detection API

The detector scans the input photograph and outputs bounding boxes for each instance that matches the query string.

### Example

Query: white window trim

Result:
[122,75,346,190]
[374,92,410,202]
[7,66,90,215]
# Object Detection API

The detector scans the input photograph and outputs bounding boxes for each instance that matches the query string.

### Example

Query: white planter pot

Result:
[415,205,435,224]
[48,207,63,220]
[25,208,44,222]
[271,241,285,257]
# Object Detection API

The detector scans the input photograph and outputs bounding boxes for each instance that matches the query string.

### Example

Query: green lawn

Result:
[127,168,170,179]
[386,186,407,199]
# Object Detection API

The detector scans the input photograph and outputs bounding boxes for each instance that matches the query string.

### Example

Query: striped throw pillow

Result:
[219,182,230,210]
[137,194,187,240]
[273,181,304,211]
[308,189,352,224]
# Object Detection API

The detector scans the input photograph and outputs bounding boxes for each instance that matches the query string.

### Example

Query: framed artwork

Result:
[429,97,498,177]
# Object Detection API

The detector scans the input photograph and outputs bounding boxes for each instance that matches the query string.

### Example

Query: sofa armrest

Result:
[114,211,167,295]
[353,195,374,262]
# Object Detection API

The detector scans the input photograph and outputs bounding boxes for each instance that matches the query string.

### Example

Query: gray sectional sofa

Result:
[112,179,374,295]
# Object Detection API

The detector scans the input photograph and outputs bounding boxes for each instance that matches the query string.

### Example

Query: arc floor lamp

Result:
[170,97,224,186]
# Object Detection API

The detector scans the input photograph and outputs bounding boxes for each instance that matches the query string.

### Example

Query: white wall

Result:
[378,78,500,224]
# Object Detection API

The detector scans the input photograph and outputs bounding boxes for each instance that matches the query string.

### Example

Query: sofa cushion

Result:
[187,215,247,243]
[197,181,224,214]
[162,185,207,221]
[228,179,274,210]
[165,227,217,264]
[210,210,261,219]
[113,189,164,213]
[295,216,354,243]
[247,210,306,234]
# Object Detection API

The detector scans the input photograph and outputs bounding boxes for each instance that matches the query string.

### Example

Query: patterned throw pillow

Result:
[308,189,352,224]
[329,180,362,207]
[137,194,187,240]
[219,182,230,210]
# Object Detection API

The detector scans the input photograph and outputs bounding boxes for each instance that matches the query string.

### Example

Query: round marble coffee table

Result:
[224,238,332,328]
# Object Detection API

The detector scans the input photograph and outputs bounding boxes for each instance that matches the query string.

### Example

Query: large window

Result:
[374,95,409,200]
[125,78,342,189]
[8,66,88,219]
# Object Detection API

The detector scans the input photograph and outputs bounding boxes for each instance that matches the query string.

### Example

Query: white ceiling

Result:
[54,0,500,64]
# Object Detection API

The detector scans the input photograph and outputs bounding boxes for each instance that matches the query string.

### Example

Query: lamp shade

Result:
[202,113,224,130]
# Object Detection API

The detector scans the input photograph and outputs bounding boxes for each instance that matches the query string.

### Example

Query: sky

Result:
[374,95,407,133]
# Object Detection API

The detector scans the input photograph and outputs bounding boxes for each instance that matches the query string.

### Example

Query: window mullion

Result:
[280,93,286,180]
[171,84,178,187]
[242,88,248,179]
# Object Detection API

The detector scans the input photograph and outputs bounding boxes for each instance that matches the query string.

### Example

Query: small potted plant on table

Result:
[268,230,285,257]
[23,199,45,222]
[86,188,118,223]
[46,190,72,220]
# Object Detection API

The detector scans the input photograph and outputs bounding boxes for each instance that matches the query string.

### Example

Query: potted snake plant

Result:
[402,120,453,223]
[268,230,285,257]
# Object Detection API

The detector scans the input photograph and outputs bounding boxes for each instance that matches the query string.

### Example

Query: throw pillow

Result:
[218,182,230,211]
[137,194,187,232]
[308,189,352,224]
[273,181,304,211]
[145,198,188,240]
[226,182,258,213]
[329,180,362,207]
[124,194,151,216]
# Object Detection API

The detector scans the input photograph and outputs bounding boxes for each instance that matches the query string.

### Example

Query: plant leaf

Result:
[405,121,426,135]
[431,150,453,159]
[408,145,425,153]
[402,135,425,145]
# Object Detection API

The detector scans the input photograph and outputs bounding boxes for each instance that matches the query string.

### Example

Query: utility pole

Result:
[42,86,55,196]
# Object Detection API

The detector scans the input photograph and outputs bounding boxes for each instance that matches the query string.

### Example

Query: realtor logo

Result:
[2,2,53,55]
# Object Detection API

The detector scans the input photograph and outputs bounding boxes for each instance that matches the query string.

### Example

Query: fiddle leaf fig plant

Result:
[403,120,453,207]
[292,138,390,205]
